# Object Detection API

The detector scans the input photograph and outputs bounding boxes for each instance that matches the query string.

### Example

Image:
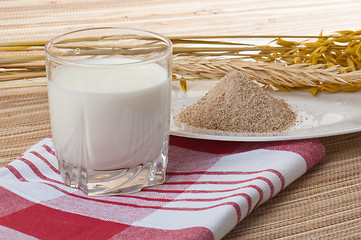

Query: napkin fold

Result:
[0,136,325,240]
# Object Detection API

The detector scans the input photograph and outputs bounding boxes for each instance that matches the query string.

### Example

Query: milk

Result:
[47,58,170,171]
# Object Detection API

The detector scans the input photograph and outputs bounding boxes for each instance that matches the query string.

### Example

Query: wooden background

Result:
[1,0,361,239]
[2,0,361,41]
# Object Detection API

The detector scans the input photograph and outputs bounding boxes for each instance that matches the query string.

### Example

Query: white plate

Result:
[170,80,361,141]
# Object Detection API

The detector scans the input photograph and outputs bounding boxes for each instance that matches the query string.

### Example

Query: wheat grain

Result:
[2,30,361,94]
[173,56,361,94]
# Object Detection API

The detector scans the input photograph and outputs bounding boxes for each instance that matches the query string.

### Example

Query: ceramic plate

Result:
[170,80,361,141]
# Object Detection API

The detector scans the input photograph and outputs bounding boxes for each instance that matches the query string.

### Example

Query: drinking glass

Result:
[45,27,172,196]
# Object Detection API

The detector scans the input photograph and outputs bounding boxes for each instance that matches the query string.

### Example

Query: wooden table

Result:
[1,1,361,238]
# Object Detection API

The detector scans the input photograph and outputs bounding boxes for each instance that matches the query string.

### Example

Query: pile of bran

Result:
[177,71,296,133]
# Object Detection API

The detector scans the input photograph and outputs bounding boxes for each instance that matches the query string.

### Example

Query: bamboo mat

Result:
[1,1,361,239]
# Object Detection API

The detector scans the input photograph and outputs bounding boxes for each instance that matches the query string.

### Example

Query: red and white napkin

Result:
[0,136,324,240]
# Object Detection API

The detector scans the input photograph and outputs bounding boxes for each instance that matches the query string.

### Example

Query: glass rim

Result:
[44,27,173,68]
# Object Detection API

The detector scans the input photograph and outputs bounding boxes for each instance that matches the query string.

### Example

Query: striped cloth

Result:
[0,136,325,240]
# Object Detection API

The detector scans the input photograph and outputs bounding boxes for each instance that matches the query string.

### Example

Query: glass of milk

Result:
[45,27,172,196]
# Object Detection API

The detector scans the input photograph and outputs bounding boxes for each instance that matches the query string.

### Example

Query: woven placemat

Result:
[1,80,360,239]
[1,1,361,238]
[225,132,361,239]
[0,85,51,167]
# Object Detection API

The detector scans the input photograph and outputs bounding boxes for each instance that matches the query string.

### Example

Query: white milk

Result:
[47,58,170,171]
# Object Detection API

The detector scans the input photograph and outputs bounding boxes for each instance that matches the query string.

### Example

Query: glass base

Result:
[58,158,166,196]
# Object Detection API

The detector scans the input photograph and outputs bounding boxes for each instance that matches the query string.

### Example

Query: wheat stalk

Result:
[173,56,361,94]
[1,30,361,94]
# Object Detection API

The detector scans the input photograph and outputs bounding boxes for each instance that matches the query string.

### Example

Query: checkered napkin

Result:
[0,136,324,240]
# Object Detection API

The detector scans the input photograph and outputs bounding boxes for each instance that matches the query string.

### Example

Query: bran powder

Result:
[177,71,296,133]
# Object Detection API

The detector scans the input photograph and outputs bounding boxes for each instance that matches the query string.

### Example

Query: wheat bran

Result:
[177,71,296,133]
